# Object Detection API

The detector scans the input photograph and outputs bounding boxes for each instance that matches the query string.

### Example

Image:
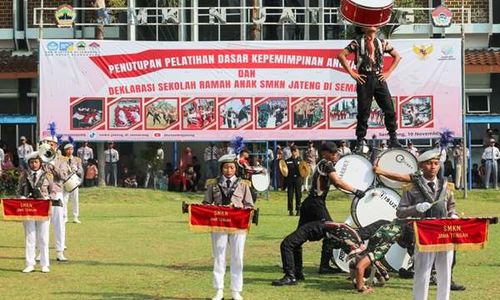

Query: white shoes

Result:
[22,265,35,273]
[41,266,50,273]
[35,254,41,261]
[231,291,243,300]
[73,218,81,224]
[212,289,224,300]
[56,251,68,262]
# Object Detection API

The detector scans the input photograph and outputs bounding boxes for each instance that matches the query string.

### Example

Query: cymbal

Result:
[279,159,288,177]
[299,160,311,178]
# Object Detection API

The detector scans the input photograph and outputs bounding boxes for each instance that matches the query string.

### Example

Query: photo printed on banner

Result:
[146,98,178,129]
[219,97,252,129]
[292,97,325,129]
[109,98,142,129]
[182,98,215,129]
[401,96,433,128]
[71,98,103,129]
[329,97,357,128]
[256,97,289,129]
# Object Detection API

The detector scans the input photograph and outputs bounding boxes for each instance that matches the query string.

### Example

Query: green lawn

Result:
[1,188,499,300]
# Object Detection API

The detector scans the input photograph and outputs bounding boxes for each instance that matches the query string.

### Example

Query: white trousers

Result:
[51,192,66,252]
[455,164,464,189]
[23,220,50,268]
[211,232,247,292]
[413,248,453,300]
[63,188,80,220]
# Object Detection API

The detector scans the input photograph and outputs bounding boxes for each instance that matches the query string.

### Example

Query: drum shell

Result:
[63,173,82,193]
[340,0,394,27]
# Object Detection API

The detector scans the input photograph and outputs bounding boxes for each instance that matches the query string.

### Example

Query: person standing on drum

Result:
[63,143,83,224]
[17,152,55,273]
[298,142,366,274]
[338,26,402,151]
[285,146,302,216]
[203,154,254,300]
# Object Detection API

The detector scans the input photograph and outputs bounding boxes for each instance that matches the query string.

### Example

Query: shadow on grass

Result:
[72,260,167,270]
[53,292,207,300]
[165,263,280,274]
[0,245,24,249]
[0,267,23,272]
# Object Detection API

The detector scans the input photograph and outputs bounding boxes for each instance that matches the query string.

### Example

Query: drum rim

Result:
[341,0,394,10]
[351,186,401,228]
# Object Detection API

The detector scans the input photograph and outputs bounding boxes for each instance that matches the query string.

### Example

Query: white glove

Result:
[20,196,27,199]
[416,202,432,213]
[450,214,459,219]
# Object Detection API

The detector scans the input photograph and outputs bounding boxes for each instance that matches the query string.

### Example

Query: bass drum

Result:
[331,248,351,273]
[351,187,400,228]
[377,149,418,189]
[251,173,270,192]
[335,154,374,194]
[382,243,412,272]
[340,0,394,27]
[63,173,82,193]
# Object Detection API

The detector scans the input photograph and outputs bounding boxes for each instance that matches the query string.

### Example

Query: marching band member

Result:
[298,142,365,274]
[63,143,83,224]
[238,148,263,203]
[16,152,55,273]
[338,26,402,151]
[42,136,69,262]
[203,154,254,300]
[285,146,302,216]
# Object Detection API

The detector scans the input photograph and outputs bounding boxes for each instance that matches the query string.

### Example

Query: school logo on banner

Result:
[55,4,76,28]
[432,5,453,28]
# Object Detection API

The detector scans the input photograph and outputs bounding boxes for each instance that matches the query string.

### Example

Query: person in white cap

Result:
[375,149,457,300]
[41,135,69,262]
[17,136,33,170]
[16,151,55,273]
[203,154,254,300]
[481,138,500,189]
[63,143,83,223]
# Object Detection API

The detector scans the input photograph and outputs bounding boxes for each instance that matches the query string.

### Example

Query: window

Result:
[467,95,489,113]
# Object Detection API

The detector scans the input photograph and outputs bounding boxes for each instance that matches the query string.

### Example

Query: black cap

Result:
[320,142,337,153]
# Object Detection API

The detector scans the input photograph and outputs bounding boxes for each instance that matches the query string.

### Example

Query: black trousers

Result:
[280,221,324,276]
[355,73,397,139]
[286,177,302,212]
[298,196,333,268]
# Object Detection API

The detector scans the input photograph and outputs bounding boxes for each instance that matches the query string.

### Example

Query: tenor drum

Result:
[351,187,400,227]
[335,154,374,193]
[377,149,418,189]
[381,243,412,272]
[340,0,394,27]
[63,173,82,192]
[251,173,270,192]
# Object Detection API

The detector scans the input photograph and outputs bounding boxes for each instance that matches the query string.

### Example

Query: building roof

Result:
[465,48,500,73]
[0,50,38,79]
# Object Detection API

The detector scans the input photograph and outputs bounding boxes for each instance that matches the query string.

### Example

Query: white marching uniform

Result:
[62,155,83,222]
[16,166,55,270]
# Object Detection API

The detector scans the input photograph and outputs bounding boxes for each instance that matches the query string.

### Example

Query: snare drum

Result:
[340,0,394,27]
[381,243,412,272]
[335,154,374,193]
[377,149,418,189]
[351,187,400,227]
[63,173,82,193]
[251,173,269,192]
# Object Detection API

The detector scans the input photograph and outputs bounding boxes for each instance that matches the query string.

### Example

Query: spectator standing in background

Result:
[481,138,500,189]
[204,142,220,180]
[17,136,33,170]
[453,141,469,190]
[104,142,119,187]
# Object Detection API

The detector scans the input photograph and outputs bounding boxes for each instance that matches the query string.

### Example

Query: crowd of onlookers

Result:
[1,128,499,192]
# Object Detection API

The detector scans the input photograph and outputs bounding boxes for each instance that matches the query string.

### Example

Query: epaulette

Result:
[402,183,414,193]
[241,179,252,187]
[446,182,455,191]
[205,178,217,188]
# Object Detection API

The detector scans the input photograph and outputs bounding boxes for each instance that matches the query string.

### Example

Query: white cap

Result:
[417,149,441,163]
[64,143,74,150]
[218,154,237,164]
[20,136,27,140]
[42,135,58,143]
[25,151,41,162]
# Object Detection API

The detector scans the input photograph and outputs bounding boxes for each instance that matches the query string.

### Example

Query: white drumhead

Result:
[377,149,418,189]
[335,154,374,193]
[251,173,269,192]
[351,0,394,8]
[352,187,400,227]
[382,243,412,272]
[63,173,82,193]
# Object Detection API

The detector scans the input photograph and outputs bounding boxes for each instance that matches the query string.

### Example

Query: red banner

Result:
[188,204,253,233]
[414,218,490,252]
[1,198,52,221]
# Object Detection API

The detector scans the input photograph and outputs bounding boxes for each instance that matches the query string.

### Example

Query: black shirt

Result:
[309,159,336,199]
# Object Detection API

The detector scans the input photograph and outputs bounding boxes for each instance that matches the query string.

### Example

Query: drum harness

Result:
[216,177,241,206]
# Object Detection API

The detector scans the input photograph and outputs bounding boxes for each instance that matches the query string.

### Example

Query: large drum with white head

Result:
[335,154,374,193]
[340,0,394,27]
[331,248,351,273]
[376,149,418,189]
[251,173,269,192]
[381,243,412,272]
[351,187,400,227]
[63,173,82,193]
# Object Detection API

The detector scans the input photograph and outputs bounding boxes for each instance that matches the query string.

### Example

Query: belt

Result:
[51,199,63,206]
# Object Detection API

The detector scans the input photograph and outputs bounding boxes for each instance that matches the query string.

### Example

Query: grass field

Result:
[0,187,499,300]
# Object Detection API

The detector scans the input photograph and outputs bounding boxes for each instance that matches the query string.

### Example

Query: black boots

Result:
[272,274,297,286]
